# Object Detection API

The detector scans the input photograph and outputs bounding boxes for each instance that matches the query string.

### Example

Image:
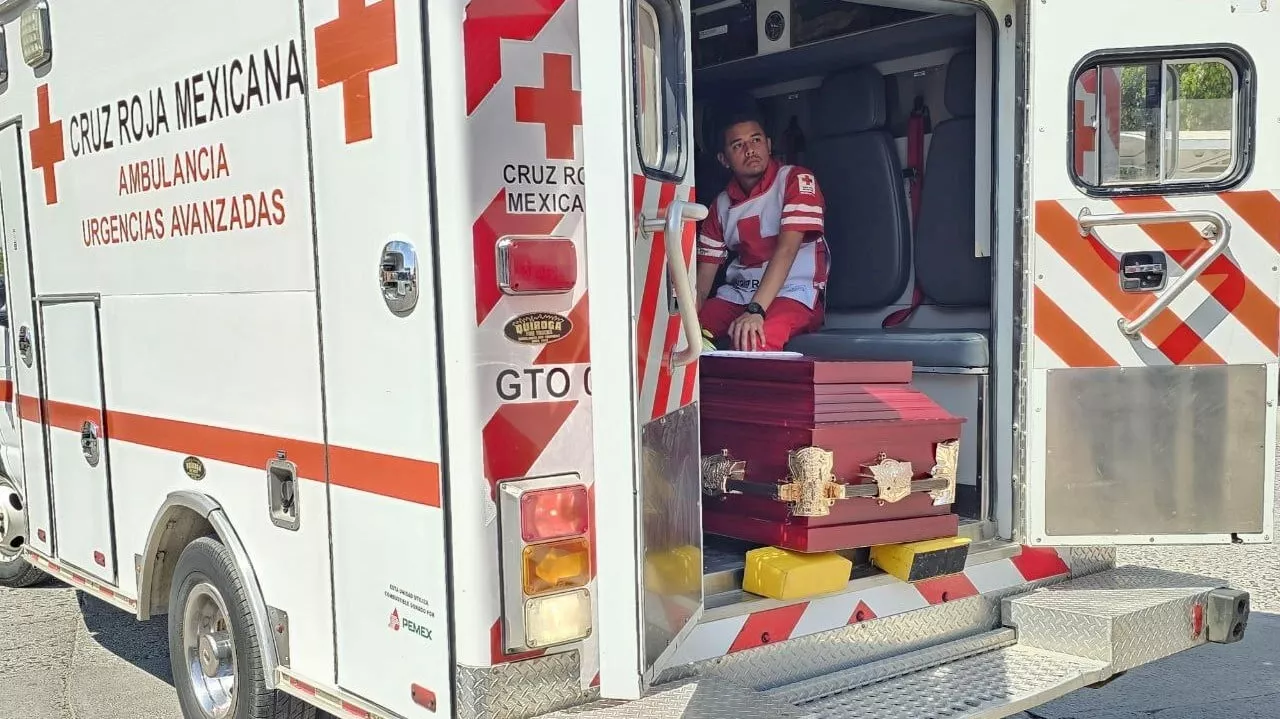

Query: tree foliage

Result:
[1119,60,1233,132]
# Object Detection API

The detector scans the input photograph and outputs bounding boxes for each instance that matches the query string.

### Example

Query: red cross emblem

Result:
[515,53,582,161]
[29,85,65,206]
[315,0,399,144]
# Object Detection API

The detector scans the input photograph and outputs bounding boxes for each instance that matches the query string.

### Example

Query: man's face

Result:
[719,121,771,183]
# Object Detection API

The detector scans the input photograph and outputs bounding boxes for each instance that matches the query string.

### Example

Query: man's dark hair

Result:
[718,110,768,150]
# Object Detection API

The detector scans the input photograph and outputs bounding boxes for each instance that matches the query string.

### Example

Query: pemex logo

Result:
[388,608,401,631]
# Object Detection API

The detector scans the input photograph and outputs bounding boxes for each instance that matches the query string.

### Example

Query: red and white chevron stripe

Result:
[462,0,598,674]
[1033,191,1280,369]
[668,546,1073,666]
[632,175,700,422]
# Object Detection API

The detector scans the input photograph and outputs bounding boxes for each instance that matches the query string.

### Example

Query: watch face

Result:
[764,11,786,42]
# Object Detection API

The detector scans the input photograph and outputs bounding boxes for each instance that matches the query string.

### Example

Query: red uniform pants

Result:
[699,297,823,352]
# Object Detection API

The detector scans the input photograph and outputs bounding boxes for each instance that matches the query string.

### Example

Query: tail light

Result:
[497,475,593,653]
[521,486,590,542]
[522,537,591,594]
[496,237,578,295]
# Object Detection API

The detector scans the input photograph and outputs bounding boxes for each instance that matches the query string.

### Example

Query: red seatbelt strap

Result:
[883,99,929,329]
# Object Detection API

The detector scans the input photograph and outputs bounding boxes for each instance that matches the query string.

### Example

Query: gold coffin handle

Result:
[700,440,960,518]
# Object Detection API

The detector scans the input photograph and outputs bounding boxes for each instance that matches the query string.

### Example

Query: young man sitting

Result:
[696,113,828,352]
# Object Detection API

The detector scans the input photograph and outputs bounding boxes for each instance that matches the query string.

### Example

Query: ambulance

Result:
[0,0,1270,718]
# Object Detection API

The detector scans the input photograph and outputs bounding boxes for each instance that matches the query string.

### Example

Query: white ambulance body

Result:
[0,0,1271,717]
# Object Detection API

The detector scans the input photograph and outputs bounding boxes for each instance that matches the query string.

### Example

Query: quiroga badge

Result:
[183,456,207,481]
[503,312,573,345]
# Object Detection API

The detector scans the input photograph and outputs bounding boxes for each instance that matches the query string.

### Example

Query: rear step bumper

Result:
[541,567,1249,719]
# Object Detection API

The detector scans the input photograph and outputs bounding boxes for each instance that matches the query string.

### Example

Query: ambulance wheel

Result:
[0,477,47,589]
[169,536,319,719]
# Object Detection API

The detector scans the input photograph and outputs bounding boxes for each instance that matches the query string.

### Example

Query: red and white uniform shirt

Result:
[697,161,828,309]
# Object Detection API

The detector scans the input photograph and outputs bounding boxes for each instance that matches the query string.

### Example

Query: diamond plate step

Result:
[790,644,1108,719]
[764,629,1018,706]
[542,567,1242,719]
[537,677,810,719]
[1003,566,1226,673]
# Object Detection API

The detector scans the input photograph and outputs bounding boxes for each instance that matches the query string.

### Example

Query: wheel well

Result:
[138,504,216,619]
[136,491,282,688]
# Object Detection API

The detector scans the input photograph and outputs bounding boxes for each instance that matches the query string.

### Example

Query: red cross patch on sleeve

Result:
[796,173,816,195]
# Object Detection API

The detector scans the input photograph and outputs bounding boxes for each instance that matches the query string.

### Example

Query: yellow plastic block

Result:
[742,546,853,600]
[644,544,703,596]
[871,536,971,583]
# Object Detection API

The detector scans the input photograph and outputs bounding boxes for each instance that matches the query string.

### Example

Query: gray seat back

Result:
[809,67,911,311]
[914,51,989,307]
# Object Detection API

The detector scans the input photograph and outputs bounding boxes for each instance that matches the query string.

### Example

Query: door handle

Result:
[642,198,709,368]
[1077,208,1231,337]
[379,240,419,317]
[81,420,100,467]
[17,325,32,367]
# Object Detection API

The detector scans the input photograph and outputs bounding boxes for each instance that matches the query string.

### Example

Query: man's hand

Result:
[729,312,766,351]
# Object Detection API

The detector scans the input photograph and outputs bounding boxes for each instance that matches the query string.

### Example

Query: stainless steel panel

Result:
[455,651,593,719]
[795,645,1108,719]
[537,678,809,719]
[1043,365,1267,536]
[1004,566,1225,673]
[764,630,1018,706]
[638,402,703,671]
[1063,546,1115,577]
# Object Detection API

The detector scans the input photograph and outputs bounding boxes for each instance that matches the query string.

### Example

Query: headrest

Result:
[945,51,976,118]
[812,67,887,137]
[699,94,764,152]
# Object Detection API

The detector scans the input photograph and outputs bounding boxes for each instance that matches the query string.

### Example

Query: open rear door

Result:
[579,0,706,700]
[1025,0,1278,545]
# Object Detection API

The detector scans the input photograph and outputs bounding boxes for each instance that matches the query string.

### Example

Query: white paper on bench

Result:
[703,350,805,359]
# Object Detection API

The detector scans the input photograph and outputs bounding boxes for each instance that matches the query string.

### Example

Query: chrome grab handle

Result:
[642,198,709,368]
[1077,207,1231,337]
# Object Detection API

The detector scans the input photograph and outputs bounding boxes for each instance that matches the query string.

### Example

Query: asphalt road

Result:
[3,500,1279,718]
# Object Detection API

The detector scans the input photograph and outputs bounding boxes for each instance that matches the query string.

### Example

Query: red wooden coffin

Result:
[700,355,964,553]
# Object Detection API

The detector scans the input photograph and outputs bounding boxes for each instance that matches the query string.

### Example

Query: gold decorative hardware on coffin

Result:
[698,443,960,518]
[863,453,914,504]
[928,440,959,506]
[700,449,746,497]
[777,447,841,517]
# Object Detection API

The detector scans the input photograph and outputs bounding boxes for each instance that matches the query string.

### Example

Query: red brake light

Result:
[520,485,589,542]
[497,237,577,295]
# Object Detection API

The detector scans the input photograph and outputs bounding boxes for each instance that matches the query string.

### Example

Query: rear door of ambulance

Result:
[1024,0,1278,546]
[578,0,708,700]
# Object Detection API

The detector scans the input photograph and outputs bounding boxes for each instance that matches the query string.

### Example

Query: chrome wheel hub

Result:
[0,480,28,563]
[182,581,237,718]
[198,631,233,678]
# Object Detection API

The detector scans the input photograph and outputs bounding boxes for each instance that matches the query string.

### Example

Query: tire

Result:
[168,536,318,719]
[0,552,46,588]
[0,477,47,589]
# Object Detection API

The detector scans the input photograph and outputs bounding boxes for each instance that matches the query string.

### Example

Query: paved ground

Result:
[3,492,1279,718]
[0,584,179,718]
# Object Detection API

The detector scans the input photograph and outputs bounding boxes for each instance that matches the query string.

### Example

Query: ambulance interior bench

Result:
[699,354,970,597]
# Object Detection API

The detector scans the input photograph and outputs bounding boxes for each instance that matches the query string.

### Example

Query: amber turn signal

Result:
[522,537,591,595]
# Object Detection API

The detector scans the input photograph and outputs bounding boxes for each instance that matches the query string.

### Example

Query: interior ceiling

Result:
[693,12,975,91]
[842,0,980,15]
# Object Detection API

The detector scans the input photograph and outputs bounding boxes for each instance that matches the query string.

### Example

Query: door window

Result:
[634,0,687,180]
[1070,49,1253,194]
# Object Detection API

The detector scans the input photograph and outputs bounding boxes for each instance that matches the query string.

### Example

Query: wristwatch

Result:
[744,302,767,319]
